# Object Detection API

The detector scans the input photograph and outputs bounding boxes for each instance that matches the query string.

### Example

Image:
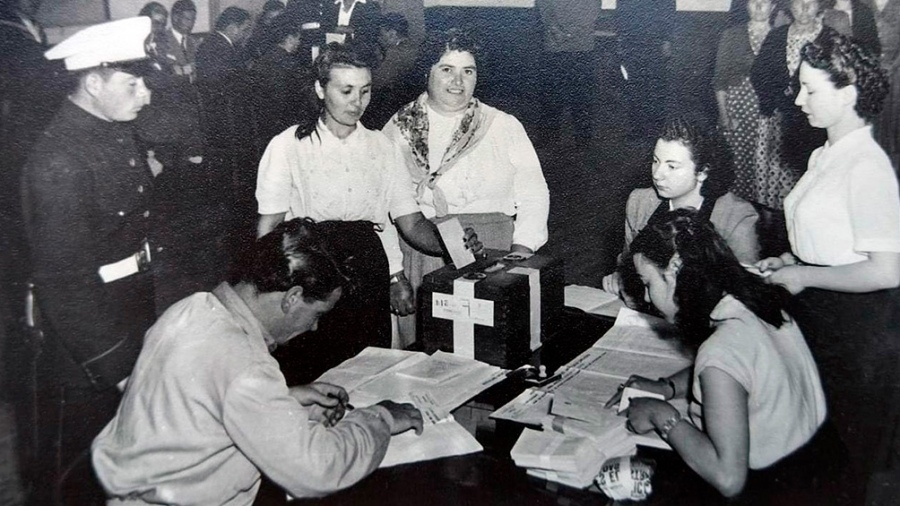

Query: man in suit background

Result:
[196,7,255,252]
[164,0,200,82]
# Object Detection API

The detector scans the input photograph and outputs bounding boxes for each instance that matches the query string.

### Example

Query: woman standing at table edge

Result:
[382,28,550,349]
[255,43,480,384]
[607,210,839,502]
[758,32,900,503]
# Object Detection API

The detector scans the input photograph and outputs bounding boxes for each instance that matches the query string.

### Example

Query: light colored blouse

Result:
[383,104,550,251]
[691,296,826,469]
[784,126,900,266]
[256,120,421,273]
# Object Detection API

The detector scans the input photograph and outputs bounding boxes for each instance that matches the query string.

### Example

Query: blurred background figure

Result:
[536,0,601,148]
[138,1,167,37]
[715,0,775,203]
[163,0,200,83]
[364,12,418,129]
[244,0,286,65]
[250,16,316,153]
[196,7,256,248]
[822,0,881,55]
[616,0,676,142]
[870,0,900,169]
[751,0,836,209]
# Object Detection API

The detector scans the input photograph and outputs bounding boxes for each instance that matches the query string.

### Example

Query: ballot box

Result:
[418,250,565,369]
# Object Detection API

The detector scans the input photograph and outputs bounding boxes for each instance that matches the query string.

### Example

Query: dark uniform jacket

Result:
[21,100,156,390]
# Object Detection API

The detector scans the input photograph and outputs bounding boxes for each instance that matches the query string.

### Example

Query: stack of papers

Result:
[494,307,694,487]
[564,285,625,318]
[316,347,507,467]
[510,428,610,489]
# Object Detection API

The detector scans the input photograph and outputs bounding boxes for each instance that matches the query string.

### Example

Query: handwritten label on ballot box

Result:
[432,293,495,327]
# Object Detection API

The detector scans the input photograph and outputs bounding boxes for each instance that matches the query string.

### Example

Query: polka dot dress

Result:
[724,76,760,202]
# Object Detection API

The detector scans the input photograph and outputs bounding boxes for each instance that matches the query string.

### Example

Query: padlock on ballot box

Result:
[418,250,565,368]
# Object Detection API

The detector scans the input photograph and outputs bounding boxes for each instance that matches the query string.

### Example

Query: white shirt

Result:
[383,104,550,251]
[426,105,462,174]
[93,284,395,505]
[690,296,826,469]
[336,0,365,26]
[256,121,421,274]
[784,126,900,266]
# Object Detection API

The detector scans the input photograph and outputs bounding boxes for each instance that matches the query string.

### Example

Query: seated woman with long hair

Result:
[606,210,834,501]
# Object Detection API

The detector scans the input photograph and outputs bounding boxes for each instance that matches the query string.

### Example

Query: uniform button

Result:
[138,185,144,193]
[156,246,164,253]
[143,210,150,218]
[129,158,136,167]
[117,211,125,216]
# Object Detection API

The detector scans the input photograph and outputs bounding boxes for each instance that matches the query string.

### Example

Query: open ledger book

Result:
[315,347,507,468]
[493,307,694,487]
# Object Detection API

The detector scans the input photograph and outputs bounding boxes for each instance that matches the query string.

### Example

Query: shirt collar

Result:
[814,125,873,170]
[316,117,363,147]
[212,282,278,352]
[335,0,366,6]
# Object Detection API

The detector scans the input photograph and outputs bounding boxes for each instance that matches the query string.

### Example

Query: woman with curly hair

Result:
[758,31,899,502]
[602,118,759,300]
[606,210,836,501]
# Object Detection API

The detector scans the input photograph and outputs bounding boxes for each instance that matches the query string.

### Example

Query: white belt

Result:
[98,239,151,283]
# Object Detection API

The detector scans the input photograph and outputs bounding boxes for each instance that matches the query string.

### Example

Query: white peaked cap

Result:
[45,17,152,71]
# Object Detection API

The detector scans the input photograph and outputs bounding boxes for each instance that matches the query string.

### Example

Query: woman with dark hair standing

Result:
[382,29,549,348]
[606,211,832,501]
[255,44,480,384]
[758,32,898,502]
[602,118,759,298]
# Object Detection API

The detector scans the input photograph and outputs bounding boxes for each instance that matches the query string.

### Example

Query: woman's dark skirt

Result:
[789,287,900,503]
[271,220,391,386]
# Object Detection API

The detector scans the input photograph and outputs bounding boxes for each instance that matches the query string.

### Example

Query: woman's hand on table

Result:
[290,382,351,427]
[622,397,680,435]
[604,375,674,409]
[390,272,416,316]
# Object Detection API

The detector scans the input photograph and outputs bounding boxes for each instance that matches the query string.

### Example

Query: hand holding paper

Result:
[436,218,476,269]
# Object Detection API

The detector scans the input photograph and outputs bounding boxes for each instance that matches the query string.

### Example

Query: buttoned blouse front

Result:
[784,126,900,266]
[257,120,419,225]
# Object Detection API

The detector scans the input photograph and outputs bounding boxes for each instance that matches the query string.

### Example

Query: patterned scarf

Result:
[391,92,497,216]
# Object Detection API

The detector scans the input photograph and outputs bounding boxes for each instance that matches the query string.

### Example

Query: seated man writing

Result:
[92,218,423,504]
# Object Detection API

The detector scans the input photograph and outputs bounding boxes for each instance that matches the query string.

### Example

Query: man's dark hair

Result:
[215,7,251,32]
[139,2,166,18]
[171,0,196,16]
[231,218,348,302]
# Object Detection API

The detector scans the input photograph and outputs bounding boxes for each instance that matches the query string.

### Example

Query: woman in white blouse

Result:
[758,32,899,503]
[255,43,479,383]
[382,28,550,348]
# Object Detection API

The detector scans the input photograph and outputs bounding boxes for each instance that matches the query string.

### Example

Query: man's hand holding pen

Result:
[290,382,353,427]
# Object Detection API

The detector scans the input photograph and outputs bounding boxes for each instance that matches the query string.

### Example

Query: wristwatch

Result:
[658,413,683,442]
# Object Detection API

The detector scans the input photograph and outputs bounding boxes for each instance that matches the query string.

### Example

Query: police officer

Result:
[20,17,156,505]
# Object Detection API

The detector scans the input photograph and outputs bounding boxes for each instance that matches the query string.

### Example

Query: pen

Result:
[328,393,354,411]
